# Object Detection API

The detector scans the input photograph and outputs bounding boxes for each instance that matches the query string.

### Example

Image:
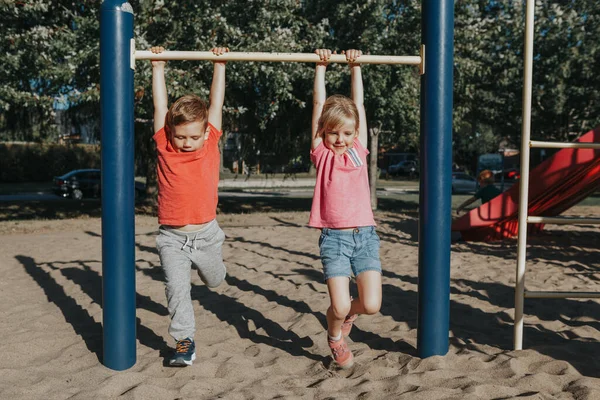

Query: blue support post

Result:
[417,1,454,357]
[100,0,136,370]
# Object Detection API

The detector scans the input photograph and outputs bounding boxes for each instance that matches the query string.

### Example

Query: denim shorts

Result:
[318,226,382,281]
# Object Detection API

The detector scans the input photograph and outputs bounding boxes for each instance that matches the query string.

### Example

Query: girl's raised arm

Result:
[312,49,331,150]
[347,49,367,148]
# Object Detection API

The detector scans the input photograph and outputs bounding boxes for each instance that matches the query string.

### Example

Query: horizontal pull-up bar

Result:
[134,50,422,66]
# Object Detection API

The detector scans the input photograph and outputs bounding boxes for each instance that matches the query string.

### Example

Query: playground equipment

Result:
[450,0,600,350]
[100,0,454,370]
[513,1,600,350]
[450,128,600,241]
[134,51,422,67]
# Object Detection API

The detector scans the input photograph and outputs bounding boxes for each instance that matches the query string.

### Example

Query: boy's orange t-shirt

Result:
[153,123,222,226]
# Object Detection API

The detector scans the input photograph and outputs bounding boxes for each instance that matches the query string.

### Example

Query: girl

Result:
[309,49,383,369]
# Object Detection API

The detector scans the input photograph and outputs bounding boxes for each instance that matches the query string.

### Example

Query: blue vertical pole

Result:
[417,1,454,357]
[100,0,136,370]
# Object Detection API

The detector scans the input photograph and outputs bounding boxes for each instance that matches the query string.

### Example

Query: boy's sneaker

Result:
[169,338,196,367]
[341,314,358,337]
[328,336,354,369]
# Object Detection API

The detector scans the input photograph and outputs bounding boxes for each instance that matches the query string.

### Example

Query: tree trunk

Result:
[219,133,225,172]
[368,122,382,210]
[135,120,158,207]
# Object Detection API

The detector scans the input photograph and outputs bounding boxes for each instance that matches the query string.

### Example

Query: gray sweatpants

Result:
[156,219,227,341]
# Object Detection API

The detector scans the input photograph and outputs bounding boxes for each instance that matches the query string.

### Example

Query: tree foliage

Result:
[453,0,600,168]
[1,0,599,173]
[1,0,99,141]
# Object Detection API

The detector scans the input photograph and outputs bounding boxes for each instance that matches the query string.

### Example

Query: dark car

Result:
[53,169,145,200]
[451,172,477,194]
[388,160,419,178]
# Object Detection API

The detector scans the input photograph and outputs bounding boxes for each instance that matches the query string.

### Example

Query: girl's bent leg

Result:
[350,270,382,316]
[326,276,352,337]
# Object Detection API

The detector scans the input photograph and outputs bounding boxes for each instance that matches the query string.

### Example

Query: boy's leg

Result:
[191,220,227,288]
[157,231,196,341]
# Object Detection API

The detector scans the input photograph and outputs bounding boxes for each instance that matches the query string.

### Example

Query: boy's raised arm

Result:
[150,46,169,134]
[456,196,477,214]
[312,49,331,150]
[207,47,229,132]
[347,49,368,148]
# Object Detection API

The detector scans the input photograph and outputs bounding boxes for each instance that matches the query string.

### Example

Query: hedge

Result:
[0,142,101,183]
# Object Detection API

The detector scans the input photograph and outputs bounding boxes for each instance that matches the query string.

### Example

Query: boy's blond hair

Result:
[164,95,208,137]
[317,95,359,137]
[478,169,495,184]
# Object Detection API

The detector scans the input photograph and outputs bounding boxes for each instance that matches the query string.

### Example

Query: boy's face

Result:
[323,117,357,156]
[171,121,209,152]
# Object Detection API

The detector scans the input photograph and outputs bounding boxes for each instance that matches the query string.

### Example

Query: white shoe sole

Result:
[169,352,196,367]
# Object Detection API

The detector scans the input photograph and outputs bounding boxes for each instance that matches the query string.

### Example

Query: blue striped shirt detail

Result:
[346,147,363,167]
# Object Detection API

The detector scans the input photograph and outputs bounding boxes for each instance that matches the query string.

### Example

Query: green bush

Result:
[0,143,101,183]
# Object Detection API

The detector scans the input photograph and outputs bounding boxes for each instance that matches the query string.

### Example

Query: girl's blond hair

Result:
[317,95,359,136]
[164,94,208,137]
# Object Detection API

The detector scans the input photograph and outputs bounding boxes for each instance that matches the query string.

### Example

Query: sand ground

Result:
[1,206,599,399]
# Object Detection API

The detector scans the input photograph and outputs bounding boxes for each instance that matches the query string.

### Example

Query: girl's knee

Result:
[329,302,351,320]
[361,297,381,315]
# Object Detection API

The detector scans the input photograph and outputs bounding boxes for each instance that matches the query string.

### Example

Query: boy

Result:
[150,46,228,366]
[456,169,502,214]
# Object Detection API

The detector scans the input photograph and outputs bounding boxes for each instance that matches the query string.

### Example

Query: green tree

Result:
[0,1,99,142]
[452,1,600,169]
[305,0,422,150]
[4,0,600,187]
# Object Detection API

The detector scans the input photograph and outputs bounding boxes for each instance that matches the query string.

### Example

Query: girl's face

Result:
[170,121,209,152]
[323,117,357,155]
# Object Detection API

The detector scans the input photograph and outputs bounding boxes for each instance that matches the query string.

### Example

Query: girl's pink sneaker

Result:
[328,336,354,369]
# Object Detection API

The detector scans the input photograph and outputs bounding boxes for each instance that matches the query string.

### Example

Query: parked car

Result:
[451,172,477,194]
[53,169,145,200]
[388,160,419,177]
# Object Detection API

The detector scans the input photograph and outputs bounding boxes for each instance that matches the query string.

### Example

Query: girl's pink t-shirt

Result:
[308,139,376,228]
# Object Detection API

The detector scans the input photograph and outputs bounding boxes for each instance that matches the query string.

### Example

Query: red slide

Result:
[452,126,600,241]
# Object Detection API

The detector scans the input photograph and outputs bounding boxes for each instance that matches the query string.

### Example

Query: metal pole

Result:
[100,0,136,370]
[417,0,454,357]
[530,141,600,149]
[500,150,505,192]
[514,0,535,351]
[134,50,422,65]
